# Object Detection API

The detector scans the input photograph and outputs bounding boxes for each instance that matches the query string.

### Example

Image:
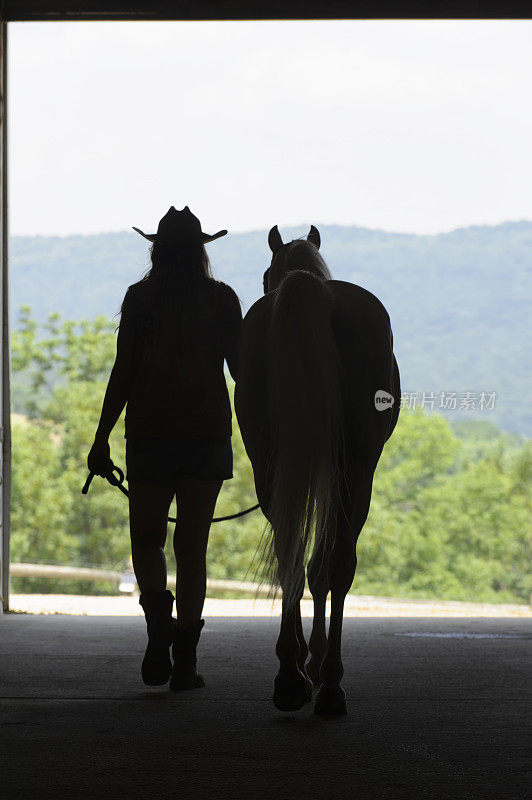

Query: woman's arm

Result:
[94,337,134,439]
[88,292,136,474]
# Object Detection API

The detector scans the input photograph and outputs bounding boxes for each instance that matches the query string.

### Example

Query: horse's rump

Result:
[328,279,397,466]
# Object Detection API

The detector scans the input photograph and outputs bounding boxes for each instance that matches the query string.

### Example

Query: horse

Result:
[234,224,400,716]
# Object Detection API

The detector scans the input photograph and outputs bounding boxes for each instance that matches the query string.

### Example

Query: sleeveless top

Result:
[122,278,242,439]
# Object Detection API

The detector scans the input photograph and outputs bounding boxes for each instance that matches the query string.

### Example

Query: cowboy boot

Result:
[139,589,175,685]
[169,619,206,691]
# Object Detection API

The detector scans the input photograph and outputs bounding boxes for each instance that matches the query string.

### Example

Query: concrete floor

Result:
[1,614,530,799]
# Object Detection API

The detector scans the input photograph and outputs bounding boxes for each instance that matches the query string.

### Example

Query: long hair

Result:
[260,244,343,606]
[122,240,215,358]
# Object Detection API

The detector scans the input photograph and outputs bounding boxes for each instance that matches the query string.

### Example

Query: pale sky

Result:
[8,20,532,237]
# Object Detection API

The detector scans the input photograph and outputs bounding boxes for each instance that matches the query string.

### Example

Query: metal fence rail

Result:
[9,562,298,597]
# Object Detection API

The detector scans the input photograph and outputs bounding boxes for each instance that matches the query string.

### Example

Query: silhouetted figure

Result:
[235,225,400,715]
[88,206,241,689]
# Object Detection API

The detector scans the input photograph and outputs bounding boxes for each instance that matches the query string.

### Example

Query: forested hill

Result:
[9,220,531,435]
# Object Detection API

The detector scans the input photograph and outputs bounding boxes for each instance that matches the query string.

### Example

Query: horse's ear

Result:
[307,225,321,250]
[268,225,284,254]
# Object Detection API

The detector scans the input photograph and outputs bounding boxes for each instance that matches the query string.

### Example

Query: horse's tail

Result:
[264,269,343,605]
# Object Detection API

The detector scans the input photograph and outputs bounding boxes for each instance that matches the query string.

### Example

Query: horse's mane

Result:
[270,239,332,288]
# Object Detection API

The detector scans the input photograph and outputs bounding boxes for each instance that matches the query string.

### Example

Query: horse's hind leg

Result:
[273,551,313,712]
[315,474,373,717]
[314,533,355,716]
[306,539,330,686]
[295,604,310,678]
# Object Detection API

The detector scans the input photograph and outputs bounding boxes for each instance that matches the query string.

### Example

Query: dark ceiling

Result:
[1,0,526,21]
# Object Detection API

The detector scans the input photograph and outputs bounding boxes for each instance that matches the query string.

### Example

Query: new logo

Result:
[374,390,395,410]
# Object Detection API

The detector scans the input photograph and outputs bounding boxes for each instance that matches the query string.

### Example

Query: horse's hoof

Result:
[314,684,348,716]
[306,657,322,687]
[273,671,313,712]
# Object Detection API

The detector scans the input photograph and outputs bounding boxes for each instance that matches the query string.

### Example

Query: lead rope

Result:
[82,465,260,523]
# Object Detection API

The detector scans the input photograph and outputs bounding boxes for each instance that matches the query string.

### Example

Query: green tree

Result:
[10,310,128,592]
[11,418,74,565]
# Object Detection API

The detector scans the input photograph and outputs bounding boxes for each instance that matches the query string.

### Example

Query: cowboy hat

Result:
[133,206,227,244]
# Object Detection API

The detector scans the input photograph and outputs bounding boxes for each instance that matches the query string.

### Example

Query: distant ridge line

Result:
[9,218,532,241]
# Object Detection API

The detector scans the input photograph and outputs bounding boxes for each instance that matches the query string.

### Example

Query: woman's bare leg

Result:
[173,478,223,629]
[128,482,175,594]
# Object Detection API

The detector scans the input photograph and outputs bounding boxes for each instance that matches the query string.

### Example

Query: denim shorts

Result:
[125,435,233,487]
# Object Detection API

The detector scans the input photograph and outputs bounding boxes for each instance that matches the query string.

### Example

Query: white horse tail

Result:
[266,269,343,605]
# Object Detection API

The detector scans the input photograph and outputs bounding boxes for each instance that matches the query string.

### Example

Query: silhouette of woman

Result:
[87,206,241,689]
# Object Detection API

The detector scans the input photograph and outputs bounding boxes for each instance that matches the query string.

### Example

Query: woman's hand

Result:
[87,436,113,477]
